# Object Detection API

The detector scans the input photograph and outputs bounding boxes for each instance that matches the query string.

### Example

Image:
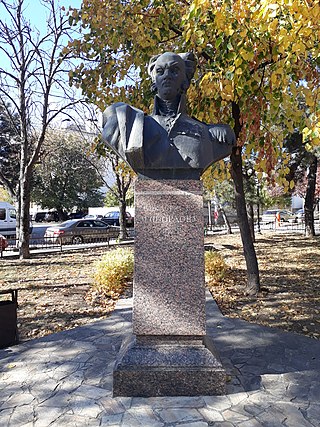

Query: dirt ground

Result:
[206,231,320,340]
[1,232,319,342]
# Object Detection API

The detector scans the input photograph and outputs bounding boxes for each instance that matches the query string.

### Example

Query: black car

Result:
[68,211,87,220]
[33,211,59,222]
[102,211,134,227]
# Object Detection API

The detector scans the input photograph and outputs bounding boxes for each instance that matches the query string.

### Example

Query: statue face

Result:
[154,53,186,101]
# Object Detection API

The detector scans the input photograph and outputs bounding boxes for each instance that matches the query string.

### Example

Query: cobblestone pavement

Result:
[0,294,319,426]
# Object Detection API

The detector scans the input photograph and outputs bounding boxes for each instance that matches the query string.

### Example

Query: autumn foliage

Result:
[93,247,134,295]
[67,0,320,188]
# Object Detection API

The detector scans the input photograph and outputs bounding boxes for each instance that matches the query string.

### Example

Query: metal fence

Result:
[205,219,320,235]
[0,232,132,258]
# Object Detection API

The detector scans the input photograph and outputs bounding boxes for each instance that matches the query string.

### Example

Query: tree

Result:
[95,141,135,240]
[285,132,319,236]
[0,101,20,199]
[67,0,320,294]
[0,0,86,258]
[304,154,318,236]
[32,130,104,218]
[104,183,134,208]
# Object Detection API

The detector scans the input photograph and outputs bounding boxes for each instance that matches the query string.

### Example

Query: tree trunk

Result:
[231,101,260,295]
[18,102,31,259]
[119,199,128,241]
[305,154,317,237]
[18,176,31,259]
[230,146,260,295]
[207,201,212,230]
[220,206,232,234]
[256,185,261,234]
[247,202,255,242]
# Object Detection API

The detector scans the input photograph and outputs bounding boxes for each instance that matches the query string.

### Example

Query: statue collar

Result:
[152,94,187,116]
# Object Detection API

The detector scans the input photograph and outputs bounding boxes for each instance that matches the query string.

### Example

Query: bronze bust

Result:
[102,52,236,179]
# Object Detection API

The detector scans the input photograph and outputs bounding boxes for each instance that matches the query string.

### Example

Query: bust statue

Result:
[102,52,236,179]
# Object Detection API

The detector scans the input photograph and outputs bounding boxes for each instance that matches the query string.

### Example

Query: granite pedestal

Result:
[113,179,226,396]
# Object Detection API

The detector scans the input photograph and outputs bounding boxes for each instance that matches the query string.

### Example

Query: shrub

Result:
[205,250,228,282]
[93,247,134,295]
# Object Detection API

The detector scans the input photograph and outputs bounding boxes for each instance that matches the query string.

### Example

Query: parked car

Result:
[33,211,59,222]
[0,234,8,251]
[0,202,16,238]
[102,211,134,227]
[1,202,32,237]
[84,214,103,220]
[44,219,120,244]
[45,211,59,222]
[261,209,296,224]
[68,211,87,220]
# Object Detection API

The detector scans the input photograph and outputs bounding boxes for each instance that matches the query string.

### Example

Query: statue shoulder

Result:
[102,102,144,127]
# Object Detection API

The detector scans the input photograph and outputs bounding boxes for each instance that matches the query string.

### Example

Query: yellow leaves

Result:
[200,72,222,99]
[270,67,285,88]
[154,28,161,41]
[304,88,315,108]
[240,28,247,38]
[205,251,229,283]
[289,180,295,190]
[277,29,291,53]
[194,0,211,7]
[259,158,267,171]
[201,72,213,84]
[93,247,134,293]
[268,18,278,34]
[234,56,243,68]
[291,41,306,55]
[240,48,254,61]
[225,25,235,36]
[257,1,279,19]
[270,72,278,86]
[214,10,226,30]
[185,28,193,43]
[303,123,320,148]
[219,79,235,101]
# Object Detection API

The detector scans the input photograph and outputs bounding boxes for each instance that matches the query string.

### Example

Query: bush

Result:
[205,250,228,282]
[93,247,134,295]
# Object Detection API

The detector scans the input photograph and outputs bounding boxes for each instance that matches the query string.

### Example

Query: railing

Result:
[205,219,320,235]
[0,232,126,258]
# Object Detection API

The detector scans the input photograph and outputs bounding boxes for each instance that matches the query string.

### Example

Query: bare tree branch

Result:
[0,0,87,258]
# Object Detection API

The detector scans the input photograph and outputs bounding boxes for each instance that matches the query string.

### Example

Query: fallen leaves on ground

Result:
[0,248,123,341]
[205,232,320,339]
[1,233,319,342]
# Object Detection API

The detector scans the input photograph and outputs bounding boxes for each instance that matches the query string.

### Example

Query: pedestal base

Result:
[113,335,226,397]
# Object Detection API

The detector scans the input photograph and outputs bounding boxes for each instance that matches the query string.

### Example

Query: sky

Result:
[0,0,102,131]
[24,0,82,33]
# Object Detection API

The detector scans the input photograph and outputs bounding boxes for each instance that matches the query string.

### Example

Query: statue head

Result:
[148,52,196,101]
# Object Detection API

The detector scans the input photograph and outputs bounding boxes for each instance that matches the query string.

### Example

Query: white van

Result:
[0,202,17,238]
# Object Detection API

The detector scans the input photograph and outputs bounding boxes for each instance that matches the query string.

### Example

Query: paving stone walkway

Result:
[0,293,319,426]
